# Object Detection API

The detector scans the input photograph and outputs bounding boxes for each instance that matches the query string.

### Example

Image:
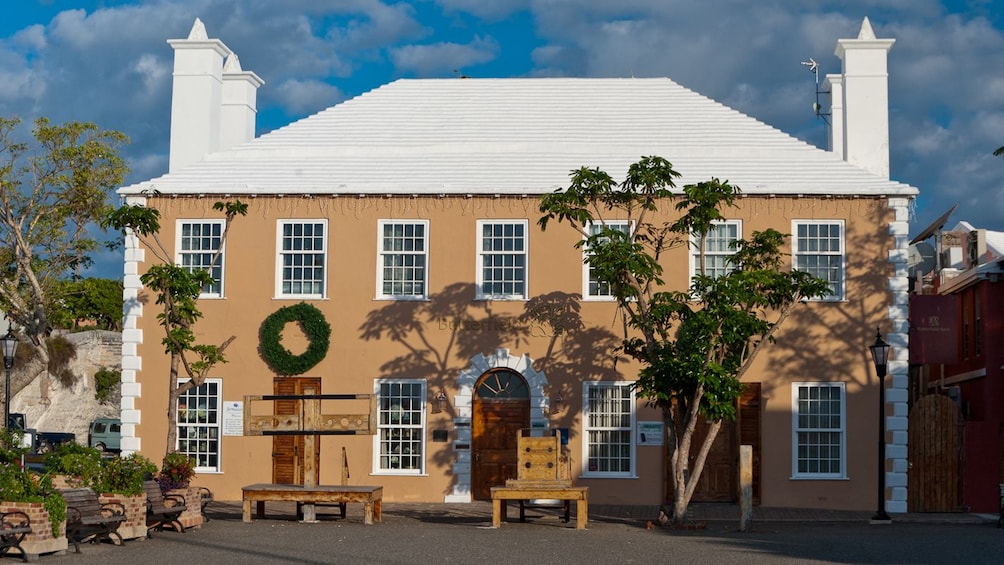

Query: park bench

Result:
[0,510,31,562]
[59,488,126,553]
[198,486,214,523]
[143,480,187,534]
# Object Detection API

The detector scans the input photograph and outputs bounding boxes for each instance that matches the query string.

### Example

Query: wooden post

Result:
[738,444,752,532]
[301,385,319,522]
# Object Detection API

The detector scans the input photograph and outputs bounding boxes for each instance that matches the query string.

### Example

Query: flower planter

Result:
[0,501,68,559]
[165,486,203,530]
[98,492,147,540]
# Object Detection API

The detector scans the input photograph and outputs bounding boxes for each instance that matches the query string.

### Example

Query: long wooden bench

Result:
[143,480,187,534]
[242,483,383,525]
[0,510,31,562]
[59,488,126,553]
[491,486,588,530]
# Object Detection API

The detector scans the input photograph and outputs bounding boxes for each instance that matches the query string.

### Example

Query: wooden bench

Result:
[59,488,126,553]
[143,480,187,534]
[0,510,31,562]
[491,486,588,530]
[198,486,214,523]
[242,483,383,525]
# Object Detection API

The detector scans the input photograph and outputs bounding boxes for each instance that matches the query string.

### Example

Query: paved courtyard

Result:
[42,501,1002,564]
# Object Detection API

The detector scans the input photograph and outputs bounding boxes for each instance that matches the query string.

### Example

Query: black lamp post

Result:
[1,327,18,429]
[869,329,891,522]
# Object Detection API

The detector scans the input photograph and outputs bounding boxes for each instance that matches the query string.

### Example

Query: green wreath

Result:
[259,302,331,376]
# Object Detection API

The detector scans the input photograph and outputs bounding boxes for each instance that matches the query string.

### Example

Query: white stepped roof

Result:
[119,77,919,197]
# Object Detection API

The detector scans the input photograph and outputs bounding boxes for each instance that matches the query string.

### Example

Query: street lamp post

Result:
[869,328,891,522]
[1,328,18,429]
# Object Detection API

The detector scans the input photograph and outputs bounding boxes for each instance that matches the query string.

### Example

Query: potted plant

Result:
[94,454,157,540]
[156,452,203,529]
[43,443,103,489]
[0,427,68,557]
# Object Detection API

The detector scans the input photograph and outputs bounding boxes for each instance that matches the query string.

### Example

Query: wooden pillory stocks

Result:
[243,386,376,522]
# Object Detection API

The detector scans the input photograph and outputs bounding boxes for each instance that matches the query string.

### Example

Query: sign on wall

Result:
[637,421,664,446]
[223,400,244,436]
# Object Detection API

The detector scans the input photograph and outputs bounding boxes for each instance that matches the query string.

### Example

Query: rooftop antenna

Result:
[800,57,831,125]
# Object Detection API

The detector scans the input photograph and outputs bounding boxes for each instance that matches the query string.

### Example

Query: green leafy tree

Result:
[995,146,1003,157]
[104,200,246,455]
[539,156,830,523]
[49,277,124,330]
[0,116,127,403]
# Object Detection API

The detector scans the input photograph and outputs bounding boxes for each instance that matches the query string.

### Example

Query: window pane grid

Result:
[379,222,427,298]
[176,380,221,471]
[280,221,325,297]
[179,221,223,296]
[794,383,844,477]
[479,221,527,298]
[692,221,739,280]
[378,381,424,472]
[794,222,844,299]
[585,383,633,475]
[586,222,630,297]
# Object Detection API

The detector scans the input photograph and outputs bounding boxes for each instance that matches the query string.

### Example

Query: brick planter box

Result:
[98,492,147,540]
[0,501,68,559]
[165,486,204,530]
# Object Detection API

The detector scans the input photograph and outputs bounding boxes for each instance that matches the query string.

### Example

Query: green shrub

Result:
[0,427,29,465]
[0,464,66,537]
[95,454,156,496]
[94,367,121,403]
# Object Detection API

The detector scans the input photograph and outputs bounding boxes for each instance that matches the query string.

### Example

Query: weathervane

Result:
[800,57,831,125]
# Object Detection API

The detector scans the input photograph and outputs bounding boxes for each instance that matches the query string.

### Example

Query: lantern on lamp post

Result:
[868,328,891,522]
[1,328,18,429]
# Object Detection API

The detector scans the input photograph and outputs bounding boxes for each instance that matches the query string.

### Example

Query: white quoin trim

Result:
[884,196,911,514]
[119,196,148,455]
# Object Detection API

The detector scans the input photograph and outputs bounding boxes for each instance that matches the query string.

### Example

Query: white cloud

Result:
[275,79,346,115]
[390,35,499,76]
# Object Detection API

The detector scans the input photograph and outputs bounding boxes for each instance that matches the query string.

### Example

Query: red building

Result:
[910,221,1004,513]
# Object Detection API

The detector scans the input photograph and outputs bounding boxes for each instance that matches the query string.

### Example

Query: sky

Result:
[1,0,1003,278]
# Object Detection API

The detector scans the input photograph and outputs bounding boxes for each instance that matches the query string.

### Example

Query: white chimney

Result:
[220,53,264,152]
[832,17,895,178]
[822,74,843,158]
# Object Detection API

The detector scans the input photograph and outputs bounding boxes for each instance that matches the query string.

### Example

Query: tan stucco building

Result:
[119,18,917,512]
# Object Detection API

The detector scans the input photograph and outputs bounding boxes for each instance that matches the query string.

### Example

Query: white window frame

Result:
[372,379,427,475]
[275,219,328,299]
[791,382,846,479]
[792,220,845,301]
[476,219,528,300]
[583,220,632,301]
[376,220,429,300]
[581,381,636,478]
[176,219,226,298]
[689,220,741,283]
[176,378,222,473]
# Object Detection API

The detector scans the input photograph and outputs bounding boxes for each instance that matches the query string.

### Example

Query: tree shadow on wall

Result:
[358,283,622,491]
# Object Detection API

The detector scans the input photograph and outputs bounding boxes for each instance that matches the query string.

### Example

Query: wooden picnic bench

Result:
[0,510,31,562]
[242,483,383,525]
[143,480,187,534]
[59,488,126,553]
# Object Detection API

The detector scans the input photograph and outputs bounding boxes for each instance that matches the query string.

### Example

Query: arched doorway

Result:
[471,368,530,500]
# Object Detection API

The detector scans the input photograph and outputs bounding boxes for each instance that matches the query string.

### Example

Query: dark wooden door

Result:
[908,394,962,512]
[669,383,761,503]
[472,399,530,500]
[272,377,321,485]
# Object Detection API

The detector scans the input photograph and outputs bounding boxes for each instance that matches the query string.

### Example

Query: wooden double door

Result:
[272,377,321,485]
[668,383,762,503]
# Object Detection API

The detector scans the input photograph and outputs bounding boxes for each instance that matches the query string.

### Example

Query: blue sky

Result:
[2,1,1003,278]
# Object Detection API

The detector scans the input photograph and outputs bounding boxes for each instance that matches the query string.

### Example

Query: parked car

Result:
[8,412,76,453]
[88,418,121,452]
